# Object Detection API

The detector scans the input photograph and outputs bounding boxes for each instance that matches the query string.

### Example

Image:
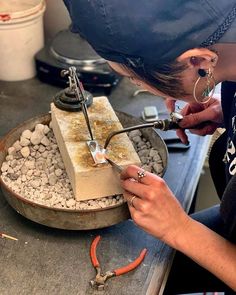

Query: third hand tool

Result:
[90,235,147,290]
[63,67,94,141]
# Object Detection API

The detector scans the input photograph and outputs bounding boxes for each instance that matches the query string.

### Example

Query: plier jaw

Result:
[90,268,115,290]
[90,235,147,291]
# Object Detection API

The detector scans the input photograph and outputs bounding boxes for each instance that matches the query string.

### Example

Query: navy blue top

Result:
[220,81,236,241]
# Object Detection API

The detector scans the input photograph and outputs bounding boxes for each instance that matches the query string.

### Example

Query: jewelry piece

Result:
[129,195,137,207]
[137,170,146,180]
[193,68,216,104]
[198,69,207,77]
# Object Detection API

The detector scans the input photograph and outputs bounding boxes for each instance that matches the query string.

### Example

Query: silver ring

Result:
[129,195,137,207]
[137,170,146,180]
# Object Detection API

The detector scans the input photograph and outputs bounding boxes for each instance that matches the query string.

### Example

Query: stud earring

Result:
[193,68,216,104]
[198,69,207,77]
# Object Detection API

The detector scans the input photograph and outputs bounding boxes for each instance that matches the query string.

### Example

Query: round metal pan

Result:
[0,112,168,230]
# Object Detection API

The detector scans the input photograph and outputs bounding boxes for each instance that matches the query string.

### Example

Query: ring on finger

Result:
[129,195,137,207]
[137,169,146,181]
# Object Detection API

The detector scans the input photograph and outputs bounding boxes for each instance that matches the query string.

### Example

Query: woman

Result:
[63,0,236,293]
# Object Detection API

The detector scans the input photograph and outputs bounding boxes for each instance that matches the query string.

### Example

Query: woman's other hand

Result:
[166,97,223,144]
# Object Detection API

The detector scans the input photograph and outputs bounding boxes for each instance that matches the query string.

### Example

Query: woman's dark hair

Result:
[120,60,188,97]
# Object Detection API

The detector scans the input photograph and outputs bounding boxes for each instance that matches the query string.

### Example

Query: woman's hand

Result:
[165,97,224,144]
[121,168,236,290]
[120,165,191,246]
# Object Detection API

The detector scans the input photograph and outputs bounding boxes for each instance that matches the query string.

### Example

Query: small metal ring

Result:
[129,196,137,207]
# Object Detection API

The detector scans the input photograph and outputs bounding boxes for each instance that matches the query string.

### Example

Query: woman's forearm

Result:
[171,218,236,290]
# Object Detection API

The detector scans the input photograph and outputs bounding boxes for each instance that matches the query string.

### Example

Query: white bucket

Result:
[0,0,46,81]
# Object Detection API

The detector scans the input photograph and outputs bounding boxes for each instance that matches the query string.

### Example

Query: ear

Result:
[177,48,218,71]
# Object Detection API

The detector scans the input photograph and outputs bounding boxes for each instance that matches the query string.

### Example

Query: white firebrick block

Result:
[51,96,140,201]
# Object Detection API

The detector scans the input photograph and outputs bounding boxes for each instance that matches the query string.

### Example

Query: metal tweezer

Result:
[106,158,123,173]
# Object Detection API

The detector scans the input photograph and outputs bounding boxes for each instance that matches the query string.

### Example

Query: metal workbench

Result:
[0,78,210,295]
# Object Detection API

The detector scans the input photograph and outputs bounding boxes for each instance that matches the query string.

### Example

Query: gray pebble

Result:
[25,160,35,169]
[30,179,41,188]
[141,164,152,172]
[20,146,30,158]
[13,140,22,151]
[128,130,142,138]
[43,125,50,135]
[31,130,44,145]
[22,130,32,139]
[8,147,16,155]
[35,124,45,132]
[41,136,50,147]
[66,199,76,208]
[1,162,9,172]
[20,136,30,147]
[55,169,63,177]
[138,149,149,157]
[38,145,46,153]
[48,173,57,185]
[153,163,163,174]
[131,135,142,144]
[6,155,14,161]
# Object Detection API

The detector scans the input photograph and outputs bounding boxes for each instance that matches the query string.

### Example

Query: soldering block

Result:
[50,97,141,201]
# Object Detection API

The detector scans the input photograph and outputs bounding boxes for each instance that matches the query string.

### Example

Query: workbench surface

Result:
[0,78,210,295]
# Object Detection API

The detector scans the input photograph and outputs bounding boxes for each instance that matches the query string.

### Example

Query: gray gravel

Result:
[0,123,163,210]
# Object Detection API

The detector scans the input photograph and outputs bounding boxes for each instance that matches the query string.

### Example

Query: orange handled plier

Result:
[90,235,147,290]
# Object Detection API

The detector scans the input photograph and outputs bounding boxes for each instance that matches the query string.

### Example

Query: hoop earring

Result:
[193,69,216,104]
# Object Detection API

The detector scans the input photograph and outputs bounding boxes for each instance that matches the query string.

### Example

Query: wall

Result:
[43,0,71,41]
